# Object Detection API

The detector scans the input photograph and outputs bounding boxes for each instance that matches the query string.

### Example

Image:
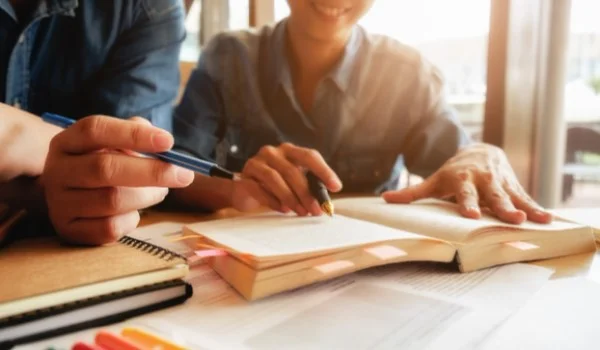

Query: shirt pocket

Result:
[332,151,400,193]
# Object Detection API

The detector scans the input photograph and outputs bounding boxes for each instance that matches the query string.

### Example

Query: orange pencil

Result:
[121,327,187,350]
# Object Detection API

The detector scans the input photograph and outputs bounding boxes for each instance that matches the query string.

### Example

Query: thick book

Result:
[0,235,193,348]
[183,197,596,301]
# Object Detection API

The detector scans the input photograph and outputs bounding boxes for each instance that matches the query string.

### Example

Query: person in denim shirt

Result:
[0,0,194,244]
[172,0,553,225]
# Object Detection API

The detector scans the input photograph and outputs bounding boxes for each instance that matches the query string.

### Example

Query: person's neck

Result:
[284,22,351,83]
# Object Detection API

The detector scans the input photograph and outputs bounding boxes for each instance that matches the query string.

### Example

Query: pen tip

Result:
[321,201,335,217]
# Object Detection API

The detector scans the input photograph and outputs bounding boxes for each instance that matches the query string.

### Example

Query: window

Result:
[181,0,202,62]
[560,0,600,207]
[180,0,249,63]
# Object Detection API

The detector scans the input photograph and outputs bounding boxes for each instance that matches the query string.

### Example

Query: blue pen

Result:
[42,113,236,180]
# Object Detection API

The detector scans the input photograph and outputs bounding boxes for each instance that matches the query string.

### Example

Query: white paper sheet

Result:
[477,277,600,350]
[133,263,553,350]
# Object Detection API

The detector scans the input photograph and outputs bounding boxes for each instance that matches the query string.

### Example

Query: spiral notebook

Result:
[0,235,192,347]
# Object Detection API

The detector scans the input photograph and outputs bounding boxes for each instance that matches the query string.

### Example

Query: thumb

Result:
[382,179,436,204]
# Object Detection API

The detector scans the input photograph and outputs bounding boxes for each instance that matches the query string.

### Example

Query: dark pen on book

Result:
[306,171,335,217]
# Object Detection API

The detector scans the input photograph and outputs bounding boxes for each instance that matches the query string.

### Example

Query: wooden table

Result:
[140,208,600,283]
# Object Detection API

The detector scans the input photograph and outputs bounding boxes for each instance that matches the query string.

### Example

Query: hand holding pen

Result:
[236,143,341,216]
[42,115,200,245]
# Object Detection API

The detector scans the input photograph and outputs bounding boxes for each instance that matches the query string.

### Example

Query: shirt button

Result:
[230,145,239,154]
[18,35,25,44]
[13,100,21,109]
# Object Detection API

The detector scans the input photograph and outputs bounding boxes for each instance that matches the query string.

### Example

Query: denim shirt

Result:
[174,20,471,193]
[0,0,185,130]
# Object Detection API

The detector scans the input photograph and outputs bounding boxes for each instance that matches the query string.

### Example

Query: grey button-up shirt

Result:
[174,20,471,193]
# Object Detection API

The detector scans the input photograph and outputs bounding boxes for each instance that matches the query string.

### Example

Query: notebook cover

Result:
[0,280,193,349]
[0,236,186,304]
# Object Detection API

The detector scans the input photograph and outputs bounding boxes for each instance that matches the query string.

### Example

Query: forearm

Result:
[169,174,234,211]
[0,103,61,178]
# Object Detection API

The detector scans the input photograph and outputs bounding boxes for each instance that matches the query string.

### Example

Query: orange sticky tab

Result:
[504,241,539,251]
[194,249,227,258]
[364,245,408,260]
[95,330,141,350]
[314,260,355,274]
[121,327,186,350]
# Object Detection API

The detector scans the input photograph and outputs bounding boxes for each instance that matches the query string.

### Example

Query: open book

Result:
[183,197,596,301]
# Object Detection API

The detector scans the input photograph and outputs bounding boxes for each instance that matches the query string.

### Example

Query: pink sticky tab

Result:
[314,260,355,274]
[364,245,408,260]
[194,249,228,258]
[504,241,539,251]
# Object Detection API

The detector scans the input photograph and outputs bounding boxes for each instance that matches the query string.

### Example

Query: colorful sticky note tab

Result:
[122,327,187,350]
[364,245,408,260]
[314,260,355,274]
[95,330,141,350]
[504,241,540,251]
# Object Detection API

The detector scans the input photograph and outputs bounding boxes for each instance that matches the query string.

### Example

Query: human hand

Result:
[236,143,342,216]
[383,143,553,224]
[43,116,194,245]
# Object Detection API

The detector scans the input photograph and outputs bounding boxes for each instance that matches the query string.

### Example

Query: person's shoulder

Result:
[78,0,183,24]
[202,24,276,61]
[361,29,442,82]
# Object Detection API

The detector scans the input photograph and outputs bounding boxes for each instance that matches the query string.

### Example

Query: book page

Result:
[185,213,434,258]
[334,197,584,243]
[551,207,600,239]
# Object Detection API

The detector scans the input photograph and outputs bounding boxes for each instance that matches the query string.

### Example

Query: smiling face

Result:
[286,0,375,42]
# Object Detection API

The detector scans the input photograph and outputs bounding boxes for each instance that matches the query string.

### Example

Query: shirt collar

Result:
[271,20,362,94]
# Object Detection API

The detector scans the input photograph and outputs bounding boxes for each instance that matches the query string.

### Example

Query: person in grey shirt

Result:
[172,0,552,225]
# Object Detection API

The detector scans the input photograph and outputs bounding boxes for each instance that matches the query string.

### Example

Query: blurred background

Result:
[179,0,600,209]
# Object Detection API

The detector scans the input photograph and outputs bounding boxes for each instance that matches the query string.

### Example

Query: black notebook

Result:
[0,235,192,348]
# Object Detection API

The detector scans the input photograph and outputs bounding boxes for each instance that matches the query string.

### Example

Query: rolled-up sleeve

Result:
[401,63,472,178]
[84,0,185,131]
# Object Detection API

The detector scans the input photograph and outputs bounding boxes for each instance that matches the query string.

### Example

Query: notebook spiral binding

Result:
[118,236,186,262]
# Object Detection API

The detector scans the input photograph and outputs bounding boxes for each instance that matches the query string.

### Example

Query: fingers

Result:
[56,187,168,219]
[53,115,174,154]
[454,178,481,219]
[237,179,282,213]
[243,158,306,215]
[59,211,141,246]
[51,152,194,188]
[280,143,342,192]
[259,146,321,215]
[382,179,436,204]
[506,186,553,224]
[480,177,527,224]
